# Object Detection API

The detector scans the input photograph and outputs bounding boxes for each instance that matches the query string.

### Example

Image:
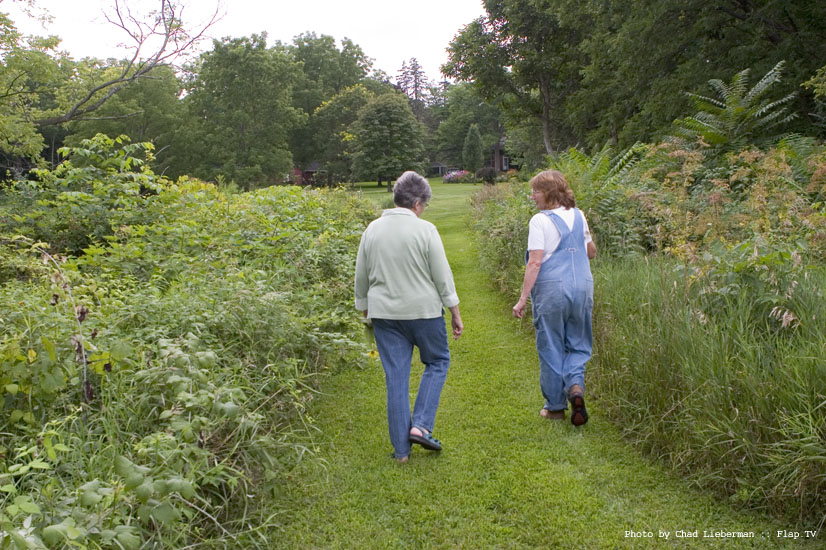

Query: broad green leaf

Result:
[80,489,103,507]
[17,500,40,514]
[115,526,141,550]
[42,524,66,545]
[124,472,145,490]
[41,336,57,362]
[115,455,136,477]
[149,502,180,525]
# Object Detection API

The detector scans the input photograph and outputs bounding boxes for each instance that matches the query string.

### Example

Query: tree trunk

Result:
[539,77,554,155]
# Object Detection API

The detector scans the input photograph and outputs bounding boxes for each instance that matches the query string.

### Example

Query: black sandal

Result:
[409,429,442,451]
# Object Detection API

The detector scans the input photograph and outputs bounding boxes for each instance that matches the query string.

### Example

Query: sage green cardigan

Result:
[355,208,459,320]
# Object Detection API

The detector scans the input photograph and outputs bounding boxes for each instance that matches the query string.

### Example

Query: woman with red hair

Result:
[512,170,597,426]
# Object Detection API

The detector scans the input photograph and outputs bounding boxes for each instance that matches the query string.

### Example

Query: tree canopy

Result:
[4,0,826,185]
[351,92,425,184]
[436,83,502,168]
[444,0,585,154]
[288,32,374,170]
[447,0,826,153]
[179,34,304,187]
[311,84,376,184]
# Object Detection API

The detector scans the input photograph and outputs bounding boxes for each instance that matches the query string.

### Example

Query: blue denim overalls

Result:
[527,209,594,411]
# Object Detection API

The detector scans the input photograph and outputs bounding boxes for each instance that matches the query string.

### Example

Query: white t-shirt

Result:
[527,207,592,263]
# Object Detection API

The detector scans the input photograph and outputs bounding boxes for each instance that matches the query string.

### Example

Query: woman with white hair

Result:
[355,171,463,463]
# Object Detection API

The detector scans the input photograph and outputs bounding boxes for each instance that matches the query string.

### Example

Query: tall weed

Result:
[592,258,826,523]
[470,139,826,526]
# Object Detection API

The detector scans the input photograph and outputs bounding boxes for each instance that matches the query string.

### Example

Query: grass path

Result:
[273,181,815,548]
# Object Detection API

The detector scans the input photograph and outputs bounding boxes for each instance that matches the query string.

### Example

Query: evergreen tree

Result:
[396,57,430,122]
[437,83,502,167]
[462,123,484,173]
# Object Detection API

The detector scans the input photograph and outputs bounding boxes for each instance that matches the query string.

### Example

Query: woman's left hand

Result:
[512,298,527,318]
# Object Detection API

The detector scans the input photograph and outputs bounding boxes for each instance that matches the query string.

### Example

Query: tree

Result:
[0,11,63,173]
[462,123,484,173]
[63,63,184,174]
[290,32,372,113]
[311,84,375,183]
[444,0,585,154]
[0,0,216,174]
[436,82,503,167]
[288,32,372,170]
[34,0,217,127]
[177,34,305,187]
[351,93,425,187]
[569,0,826,148]
[396,57,430,122]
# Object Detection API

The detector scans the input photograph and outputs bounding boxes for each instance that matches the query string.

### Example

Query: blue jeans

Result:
[372,317,451,459]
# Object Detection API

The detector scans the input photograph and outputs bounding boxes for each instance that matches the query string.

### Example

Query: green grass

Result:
[270,179,820,548]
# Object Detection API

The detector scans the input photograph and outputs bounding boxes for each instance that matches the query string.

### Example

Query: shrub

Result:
[443,170,473,183]
[0,143,378,547]
[475,166,497,184]
[0,134,168,256]
[496,168,520,183]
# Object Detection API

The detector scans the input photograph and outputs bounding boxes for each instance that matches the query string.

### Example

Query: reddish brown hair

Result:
[530,170,576,209]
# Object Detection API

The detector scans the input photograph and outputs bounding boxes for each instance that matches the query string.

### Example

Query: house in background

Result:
[429,137,512,178]
[292,161,327,185]
[489,137,510,172]
[428,161,449,177]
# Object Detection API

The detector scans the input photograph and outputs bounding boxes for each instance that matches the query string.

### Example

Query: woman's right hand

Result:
[451,315,463,340]
[448,306,463,340]
[512,297,527,318]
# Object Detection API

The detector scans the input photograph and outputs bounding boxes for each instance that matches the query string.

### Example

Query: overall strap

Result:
[543,211,571,255]
[570,208,585,243]
[543,210,570,237]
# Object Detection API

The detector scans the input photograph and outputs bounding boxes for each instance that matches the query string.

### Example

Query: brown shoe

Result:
[568,386,588,427]
[540,408,565,420]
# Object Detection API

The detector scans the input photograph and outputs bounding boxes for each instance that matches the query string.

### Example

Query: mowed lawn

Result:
[270,179,818,549]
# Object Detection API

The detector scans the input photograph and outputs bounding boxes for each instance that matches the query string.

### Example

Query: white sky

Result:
[5,0,486,82]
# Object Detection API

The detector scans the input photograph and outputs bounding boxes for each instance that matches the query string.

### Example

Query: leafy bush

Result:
[475,166,497,184]
[0,134,167,256]
[495,168,521,183]
[469,182,532,297]
[0,139,378,547]
[443,170,474,183]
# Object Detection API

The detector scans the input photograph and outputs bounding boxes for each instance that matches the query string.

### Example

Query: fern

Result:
[672,61,797,152]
